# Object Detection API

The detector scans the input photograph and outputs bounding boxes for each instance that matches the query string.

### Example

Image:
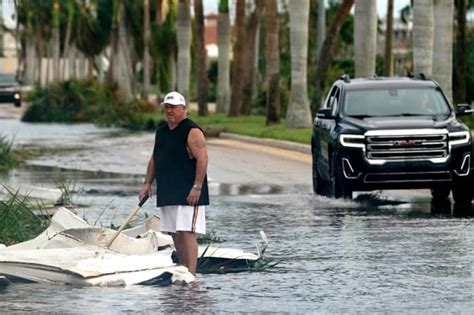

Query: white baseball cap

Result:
[160,91,186,107]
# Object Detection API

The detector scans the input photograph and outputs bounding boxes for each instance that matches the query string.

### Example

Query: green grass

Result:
[139,112,313,145]
[0,190,50,246]
[0,136,16,173]
[461,116,474,130]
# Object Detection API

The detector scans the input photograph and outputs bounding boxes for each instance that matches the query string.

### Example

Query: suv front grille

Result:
[366,132,448,161]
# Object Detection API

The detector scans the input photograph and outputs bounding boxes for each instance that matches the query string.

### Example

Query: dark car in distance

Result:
[0,73,22,107]
[312,75,473,206]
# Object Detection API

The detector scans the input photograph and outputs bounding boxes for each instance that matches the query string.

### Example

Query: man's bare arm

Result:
[186,128,208,205]
[139,155,155,200]
[188,128,209,185]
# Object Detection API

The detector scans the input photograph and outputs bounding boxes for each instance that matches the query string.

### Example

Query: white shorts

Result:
[158,205,206,235]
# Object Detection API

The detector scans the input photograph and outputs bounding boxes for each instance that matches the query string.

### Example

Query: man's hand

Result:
[186,186,201,206]
[139,182,153,201]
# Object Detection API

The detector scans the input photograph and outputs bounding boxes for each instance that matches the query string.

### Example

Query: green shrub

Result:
[22,79,156,126]
[0,136,16,173]
[0,192,50,246]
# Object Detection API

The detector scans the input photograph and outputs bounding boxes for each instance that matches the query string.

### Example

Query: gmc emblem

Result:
[393,140,417,147]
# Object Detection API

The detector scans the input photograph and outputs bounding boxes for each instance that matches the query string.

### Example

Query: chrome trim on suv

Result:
[364,129,449,165]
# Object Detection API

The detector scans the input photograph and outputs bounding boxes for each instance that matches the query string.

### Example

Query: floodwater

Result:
[1,114,474,313]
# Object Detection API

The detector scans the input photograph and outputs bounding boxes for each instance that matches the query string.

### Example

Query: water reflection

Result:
[209,182,283,196]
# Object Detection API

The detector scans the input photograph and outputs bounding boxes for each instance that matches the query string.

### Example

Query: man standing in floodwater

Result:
[139,91,209,275]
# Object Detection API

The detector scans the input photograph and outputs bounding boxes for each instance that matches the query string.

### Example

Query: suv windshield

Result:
[0,73,19,85]
[343,88,451,117]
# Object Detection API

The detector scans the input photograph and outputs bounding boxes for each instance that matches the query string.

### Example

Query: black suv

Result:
[311,75,473,205]
[0,73,22,107]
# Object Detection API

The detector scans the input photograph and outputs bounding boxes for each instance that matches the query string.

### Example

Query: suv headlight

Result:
[449,131,470,146]
[340,134,365,148]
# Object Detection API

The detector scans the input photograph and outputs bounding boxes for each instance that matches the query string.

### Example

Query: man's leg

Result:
[171,233,184,265]
[174,231,198,274]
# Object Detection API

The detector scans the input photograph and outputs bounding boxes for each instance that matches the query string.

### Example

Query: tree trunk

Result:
[216,0,231,114]
[455,0,467,103]
[194,0,208,116]
[316,0,325,61]
[176,0,192,100]
[413,0,434,76]
[78,51,87,79]
[0,1,3,57]
[51,0,60,82]
[433,0,453,102]
[169,50,176,91]
[68,45,76,79]
[61,0,74,81]
[384,0,394,76]
[24,37,36,85]
[354,0,377,77]
[286,0,312,128]
[109,0,133,102]
[240,0,263,115]
[313,0,354,116]
[265,0,280,125]
[228,0,245,116]
[155,0,163,24]
[45,41,51,85]
[143,0,151,100]
[35,41,42,84]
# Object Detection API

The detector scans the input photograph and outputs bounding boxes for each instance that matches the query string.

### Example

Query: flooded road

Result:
[1,108,473,313]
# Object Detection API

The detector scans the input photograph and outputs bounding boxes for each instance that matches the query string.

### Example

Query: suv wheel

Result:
[452,177,472,207]
[431,186,451,200]
[328,154,352,199]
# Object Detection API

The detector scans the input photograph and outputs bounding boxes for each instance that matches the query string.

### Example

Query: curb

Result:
[219,132,311,155]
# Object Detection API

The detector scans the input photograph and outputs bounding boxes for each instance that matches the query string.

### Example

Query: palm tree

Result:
[240,0,263,115]
[16,1,36,85]
[265,0,280,125]
[354,0,377,77]
[286,0,312,128]
[0,1,3,57]
[61,0,75,80]
[384,0,394,76]
[176,0,191,100]
[228,0,245,117]
[77,0,113,79]
[194,0,208,116]
[313,0,354,116]
[51,0,60,82]
[15,0,52,85]
[316,0,325,61]
[151,0,177,96]
[455,0,467,103]
[413,0,434,75]
[143,0,151,100]
[216,0,230,114]
[109,0,133,101]
[433,0,453,102]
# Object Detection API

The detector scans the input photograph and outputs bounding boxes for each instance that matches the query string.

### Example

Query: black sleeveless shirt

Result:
[153,118,209,207]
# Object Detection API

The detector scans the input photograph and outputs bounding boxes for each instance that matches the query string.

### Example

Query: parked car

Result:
[311,74,473,206]
[0,73,22,107]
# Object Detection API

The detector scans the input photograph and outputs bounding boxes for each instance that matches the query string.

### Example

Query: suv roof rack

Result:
[340,74,351,83]
[408,72,429,80]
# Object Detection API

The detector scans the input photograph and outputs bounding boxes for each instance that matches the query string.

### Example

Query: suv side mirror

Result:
[456,104,474,116]
[316,108,334,119]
